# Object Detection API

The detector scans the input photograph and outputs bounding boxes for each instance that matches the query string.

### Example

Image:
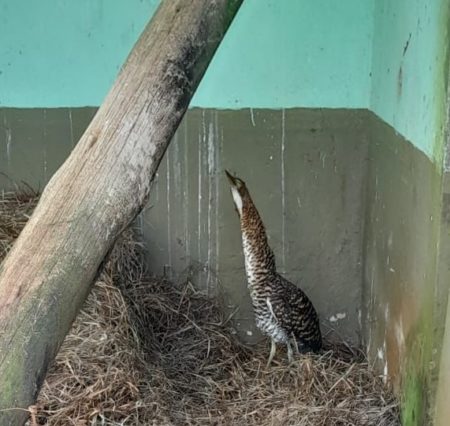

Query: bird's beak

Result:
[225,170,237,186]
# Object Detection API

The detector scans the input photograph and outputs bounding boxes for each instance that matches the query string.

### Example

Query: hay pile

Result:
[0,190,400,426]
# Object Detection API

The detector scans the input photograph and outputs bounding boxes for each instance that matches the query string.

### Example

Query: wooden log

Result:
[0,1,242,424]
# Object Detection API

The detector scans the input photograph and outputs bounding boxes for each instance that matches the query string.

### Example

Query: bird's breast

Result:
[252,298,288,343]
[255,312,288,343]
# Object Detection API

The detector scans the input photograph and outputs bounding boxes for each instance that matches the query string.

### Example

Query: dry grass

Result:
[0,186,38,259]
[0,190,400,426]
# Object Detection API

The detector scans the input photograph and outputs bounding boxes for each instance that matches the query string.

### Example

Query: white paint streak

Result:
[154,172,159,202]
[173,133,181,273]
[43,149,48,182]
[166,148,172,274]
[329,312,347,323]
[366,266,374,353]
[207,118,215,291]
[215,111,220,283]
[387,231,393,249]
[250,108,256,127]
[3,115,11,164]
[43,109,48,181]
[281,108,286,273]
[198,112,205,284]
[197,137,202,257]
[68,109,74,147]
[320,151,327,168]
[183,117,189,269]
[173,134,181,199]
[208,122,215,170]
[377,348,384,360]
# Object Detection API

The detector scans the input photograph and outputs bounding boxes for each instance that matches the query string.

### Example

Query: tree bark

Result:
[0,1,242,424]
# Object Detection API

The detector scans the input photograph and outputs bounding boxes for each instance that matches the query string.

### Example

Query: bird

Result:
[225,170,322,366]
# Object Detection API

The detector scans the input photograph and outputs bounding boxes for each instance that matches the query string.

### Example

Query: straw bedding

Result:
[0,190,400,425]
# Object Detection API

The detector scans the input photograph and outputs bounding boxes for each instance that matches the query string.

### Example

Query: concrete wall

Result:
[145,108,368,343]
[364,1,450,424]
[0,108,96,188]
[0,107,369,345]
[434,172,450,426]
[362,118,444,424]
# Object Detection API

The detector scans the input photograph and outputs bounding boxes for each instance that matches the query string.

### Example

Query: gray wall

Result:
[144,108,368,344]
[361,115,450,423]
[0,108,96,189]
[0,107,369,345]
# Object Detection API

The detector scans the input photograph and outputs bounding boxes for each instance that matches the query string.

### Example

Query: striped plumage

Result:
[225,170,322,365]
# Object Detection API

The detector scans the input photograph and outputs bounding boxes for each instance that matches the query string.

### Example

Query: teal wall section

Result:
[370,0,450,160]
[0,0,159,108]
[0,0,373,109]
[192,0,374,109]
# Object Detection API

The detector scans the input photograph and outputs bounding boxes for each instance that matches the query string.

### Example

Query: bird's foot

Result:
[266,338,277,368]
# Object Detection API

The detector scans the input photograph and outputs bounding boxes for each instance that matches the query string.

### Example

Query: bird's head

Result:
[225,170,250,217]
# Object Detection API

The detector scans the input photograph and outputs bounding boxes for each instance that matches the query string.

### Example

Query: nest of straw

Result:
[0,190,400,426]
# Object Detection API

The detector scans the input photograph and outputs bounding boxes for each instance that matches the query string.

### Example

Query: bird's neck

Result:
[239,200,276,287]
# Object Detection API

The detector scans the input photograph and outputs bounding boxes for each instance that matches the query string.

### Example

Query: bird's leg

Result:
[267,338,277,368]
[286,340,294,363]
[292,333,300,355]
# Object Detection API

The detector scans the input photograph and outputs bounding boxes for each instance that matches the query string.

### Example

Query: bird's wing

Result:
[278,276,322,349]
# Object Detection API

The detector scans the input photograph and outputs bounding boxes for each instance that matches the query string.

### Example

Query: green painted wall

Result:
[0,0,159,108]
[193,0,373,109]
[0,0,373,109]
[370,0,450,160]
